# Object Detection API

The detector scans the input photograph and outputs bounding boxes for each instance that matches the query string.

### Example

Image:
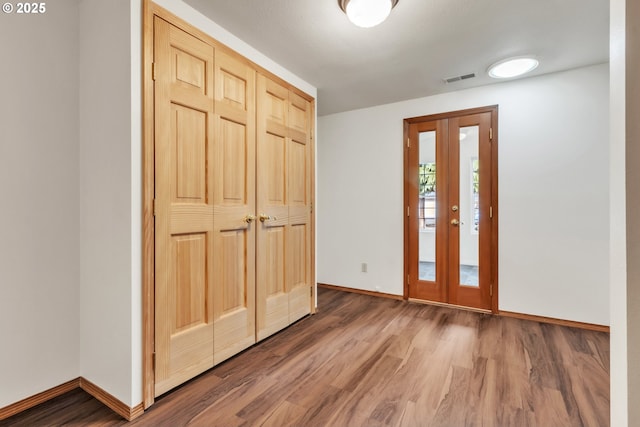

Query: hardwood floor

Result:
[0,287,609,427]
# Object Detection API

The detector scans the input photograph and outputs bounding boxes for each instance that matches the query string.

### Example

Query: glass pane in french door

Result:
[418,130,436,282]
[459,126,479,287]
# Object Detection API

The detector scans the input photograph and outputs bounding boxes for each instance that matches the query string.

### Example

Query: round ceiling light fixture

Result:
[487,56,539,79]
[339,0,399,28]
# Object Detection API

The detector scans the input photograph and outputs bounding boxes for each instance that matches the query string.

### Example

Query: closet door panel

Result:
[288,222,310,323]
[213,50,256,364]
[257,75,291,340]
[287,93,312,323]
[257,224,289,341]
[257,76,313,337]
[154,17,215,396]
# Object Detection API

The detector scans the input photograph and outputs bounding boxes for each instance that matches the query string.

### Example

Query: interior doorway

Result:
[404,106,498,311]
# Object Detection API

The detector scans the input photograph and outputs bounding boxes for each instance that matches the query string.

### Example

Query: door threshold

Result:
[407,298,493,314]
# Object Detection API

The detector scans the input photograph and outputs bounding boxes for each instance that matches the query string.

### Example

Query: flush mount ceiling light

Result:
[339,0,399,28]
[488,56,539,79]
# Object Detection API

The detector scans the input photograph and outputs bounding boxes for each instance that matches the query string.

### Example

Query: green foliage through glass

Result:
[419,163,436,194]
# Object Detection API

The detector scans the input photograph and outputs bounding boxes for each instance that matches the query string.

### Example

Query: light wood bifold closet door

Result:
[256,75,312,341]
[212,50,257,365]
[154,17,216,396]
[152,16,314,398]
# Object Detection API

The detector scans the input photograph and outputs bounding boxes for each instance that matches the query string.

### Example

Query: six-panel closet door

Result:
[153,18,216,396]
[153,17,314,397]
[256,74,312,341]
[212,50,257,365]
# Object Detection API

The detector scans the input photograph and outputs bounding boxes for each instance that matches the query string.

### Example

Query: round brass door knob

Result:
[259,213,277,222]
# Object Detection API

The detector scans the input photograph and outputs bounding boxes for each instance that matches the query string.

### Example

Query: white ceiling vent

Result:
[443,73,476,84]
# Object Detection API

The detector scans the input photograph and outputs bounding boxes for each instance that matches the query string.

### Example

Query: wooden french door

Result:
[256,74,312,341]
[405,107,497,311]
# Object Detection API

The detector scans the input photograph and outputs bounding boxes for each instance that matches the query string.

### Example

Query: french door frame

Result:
[403,106,499,313]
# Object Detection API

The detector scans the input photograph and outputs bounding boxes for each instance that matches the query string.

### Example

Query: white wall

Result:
[611,0,640,424]
[130,0,143,407]
[78,0,140,407]
[0,0,80,408]
[609,0,627,423]
[625,0,640,421]
[318,63,610,325]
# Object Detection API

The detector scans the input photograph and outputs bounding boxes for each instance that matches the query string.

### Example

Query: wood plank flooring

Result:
[0,287,610,427]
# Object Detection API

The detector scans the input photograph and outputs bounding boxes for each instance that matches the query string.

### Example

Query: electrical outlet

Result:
[361,263,368,273]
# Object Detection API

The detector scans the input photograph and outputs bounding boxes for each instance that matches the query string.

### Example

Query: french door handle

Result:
[451,219,460,226]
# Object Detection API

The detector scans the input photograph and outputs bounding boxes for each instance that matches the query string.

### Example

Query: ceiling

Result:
[184,0,609,116]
